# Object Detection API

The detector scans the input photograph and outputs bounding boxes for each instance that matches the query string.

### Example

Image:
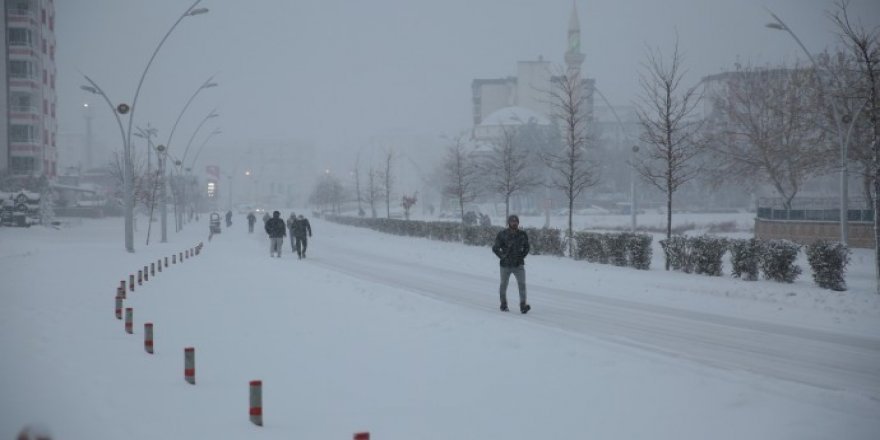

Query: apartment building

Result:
[1,0,57,179]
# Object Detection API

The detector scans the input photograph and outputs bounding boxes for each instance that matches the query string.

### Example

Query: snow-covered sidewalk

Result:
[1,216,879,439]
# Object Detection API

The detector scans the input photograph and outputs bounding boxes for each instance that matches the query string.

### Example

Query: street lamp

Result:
[80,0,209,253]
[189,129,222,170]
[181,109,219,165]
[766,10,854,245]
[631,144,640,232]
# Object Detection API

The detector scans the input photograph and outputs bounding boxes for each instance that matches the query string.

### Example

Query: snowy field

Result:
[2,213,879,439]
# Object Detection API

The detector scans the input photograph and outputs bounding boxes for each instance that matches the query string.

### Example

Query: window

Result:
[43,99,48,114]
[9,60,35,78]
[50,45,54,60]
[50,74,55,89]
[51,103,55,117]
[10,124,36,142]
[42,69,47,84]
[11,157,36,173]
[41,38,46,54]
[49,15,54,31]
[8,28,32,46]
[44,129,48,145]
[41,8,46,24]
[10,92,34,110]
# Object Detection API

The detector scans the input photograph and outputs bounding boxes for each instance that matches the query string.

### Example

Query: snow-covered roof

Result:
[479,106,550,127]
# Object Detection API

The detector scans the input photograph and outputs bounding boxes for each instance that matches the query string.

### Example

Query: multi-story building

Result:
[471,3,594,140]
[1,0,57,180]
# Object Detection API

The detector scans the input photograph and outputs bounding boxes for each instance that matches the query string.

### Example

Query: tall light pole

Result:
[189,128,222,170]
[81,0,209,253]
[83,103,94,170]
[631,144,640,232]
[160,76,217,241]
[156,144,168,242]
[766,11,852,245]
[181,109,219,166]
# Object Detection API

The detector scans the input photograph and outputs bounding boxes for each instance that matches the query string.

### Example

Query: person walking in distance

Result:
[264,211,286,258]
[247,212,256,233]
[286,212,297,252]
[492,214,530,313]
[292,214,312,259]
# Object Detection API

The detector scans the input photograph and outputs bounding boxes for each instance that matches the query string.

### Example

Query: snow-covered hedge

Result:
[526,227,565,256]
[463,225,501,247]
[660,235,727,276]
[760,240,802,283]
[575,232,652,270]
[728,238,762,281]
[806,241,850,291]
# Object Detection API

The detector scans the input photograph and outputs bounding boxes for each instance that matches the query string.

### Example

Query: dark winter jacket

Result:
[265,217,287,238]
[247,213,256,225]
[492,227,530,267]
[291,218,312,238]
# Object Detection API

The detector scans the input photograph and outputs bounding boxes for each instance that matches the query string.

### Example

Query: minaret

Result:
[565,1,585,75]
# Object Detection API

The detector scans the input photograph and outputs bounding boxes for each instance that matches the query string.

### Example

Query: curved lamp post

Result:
[766,10,852,245]
[181,109,219,165]
[80,0,209,253]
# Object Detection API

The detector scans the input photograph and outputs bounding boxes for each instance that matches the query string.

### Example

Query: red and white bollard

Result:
[249,380,263,426]
[117,285,126,300]
[129,275,135,292]
[144,323,154,354]
[157,259,162,273]
[151,262,155,277]
[115,294,123,319]
[354,432,370,440]
[179,252,183,262]
[184,347,195,384]
[143,265,149,282]
[172,254,176,264]
[119,280,126,295]
[137,270,143,286]
[125,308,133,334]
[164,256,169,268]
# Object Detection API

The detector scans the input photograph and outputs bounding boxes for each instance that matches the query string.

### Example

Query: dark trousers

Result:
[295,235,308,257]
[248,223,255,233]
[499,265,526,305]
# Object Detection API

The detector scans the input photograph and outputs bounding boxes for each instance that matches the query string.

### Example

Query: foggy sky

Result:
[57,0,880,169]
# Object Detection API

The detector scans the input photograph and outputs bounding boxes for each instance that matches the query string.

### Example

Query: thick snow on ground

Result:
[1,215,879,439]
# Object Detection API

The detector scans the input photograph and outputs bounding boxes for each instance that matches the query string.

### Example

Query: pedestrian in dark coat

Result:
[286,213,297,252]
[264,211,286,257]
[292,214,312,259]
[492,214,530,313]
[247,212,256,233]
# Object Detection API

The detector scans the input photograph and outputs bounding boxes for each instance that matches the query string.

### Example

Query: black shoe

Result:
[500,302,509,312]
[520,303,531,314]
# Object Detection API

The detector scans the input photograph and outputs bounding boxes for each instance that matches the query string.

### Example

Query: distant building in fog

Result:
[1,0,58,180]
[470,2,594,143]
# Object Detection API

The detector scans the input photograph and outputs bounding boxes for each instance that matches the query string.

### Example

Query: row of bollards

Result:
[110,242,370,436]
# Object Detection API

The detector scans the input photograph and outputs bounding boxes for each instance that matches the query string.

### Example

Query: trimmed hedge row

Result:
[571,232,653,270]
[661,235,850,290]
[325,216,564,256]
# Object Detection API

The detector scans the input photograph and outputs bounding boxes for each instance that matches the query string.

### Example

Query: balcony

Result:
[9,105,40,121]
[6,9,37,26]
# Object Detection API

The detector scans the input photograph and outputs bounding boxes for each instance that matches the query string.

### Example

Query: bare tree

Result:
[706,63,828,210]
[442,135,481,224]
[829,0,880,292]
[482,125,542,219]
[543,66,599,256]
[366,166,381,218]
[308,173,346,214]
[634,37,704,269]
[381,149,394,218]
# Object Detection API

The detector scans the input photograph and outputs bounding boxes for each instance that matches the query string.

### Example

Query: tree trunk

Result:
[505,196,510,221]
[666,185,673,271]
[568,197,574,257]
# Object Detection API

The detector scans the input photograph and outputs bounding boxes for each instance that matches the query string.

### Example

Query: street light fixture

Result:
[181,110,219,165]
[766,10,853,245]
[80,0,209,253]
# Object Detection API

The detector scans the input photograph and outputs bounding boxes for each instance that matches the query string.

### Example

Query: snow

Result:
[2,214,879,439]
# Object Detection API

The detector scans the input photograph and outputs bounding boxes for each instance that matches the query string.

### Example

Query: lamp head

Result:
[765,22,786,30]
[80,85,98,94]
[156,145,166,153]
[188,7,209,16]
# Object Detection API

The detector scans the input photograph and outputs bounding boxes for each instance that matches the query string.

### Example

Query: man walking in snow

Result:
[492,214,530,313]
[264,210,286,258]
[292,214,312,259]
[247,212,256,233]
[286,212,297,252]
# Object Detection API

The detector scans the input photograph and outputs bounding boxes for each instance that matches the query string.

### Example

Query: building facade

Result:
[471,3,594,140]
[2,0,57,180]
